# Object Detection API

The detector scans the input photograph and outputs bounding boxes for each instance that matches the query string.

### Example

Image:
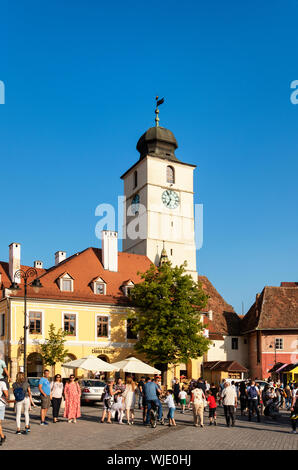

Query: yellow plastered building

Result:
[0,240,204,387]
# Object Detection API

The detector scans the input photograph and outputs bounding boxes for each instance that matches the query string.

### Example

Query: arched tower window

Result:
[167,165,175,184]
[133,170,138,188]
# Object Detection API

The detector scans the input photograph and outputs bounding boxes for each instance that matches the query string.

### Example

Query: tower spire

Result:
[155,96,164,127]
[159,240,168,266]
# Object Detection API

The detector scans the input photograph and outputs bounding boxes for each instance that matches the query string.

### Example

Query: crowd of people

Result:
[0,368,83,445]
[0,362,297,446]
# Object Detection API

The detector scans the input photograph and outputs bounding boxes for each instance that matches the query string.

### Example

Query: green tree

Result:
[129,261,211,371]
[40,323,69,376]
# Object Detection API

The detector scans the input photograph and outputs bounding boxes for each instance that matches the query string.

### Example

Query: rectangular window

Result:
[95,282,105,295]
[127,319,137,340]
[64,314,76,336]
[123,286,133,297]
[275,338,283,350]
[231,337,238,350]
[29,312,42,334]
[97,316,109,338]
[0,314,5,336]
[62,279,72,291]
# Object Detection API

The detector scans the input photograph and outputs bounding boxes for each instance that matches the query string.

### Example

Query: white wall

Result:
[206,336,248,367]
[122,155,197,279]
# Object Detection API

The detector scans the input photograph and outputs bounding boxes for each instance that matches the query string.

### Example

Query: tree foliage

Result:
[129,261,211,366]
[40,323,69,371]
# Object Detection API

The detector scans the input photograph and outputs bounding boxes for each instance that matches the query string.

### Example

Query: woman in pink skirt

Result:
[64,375,81,423]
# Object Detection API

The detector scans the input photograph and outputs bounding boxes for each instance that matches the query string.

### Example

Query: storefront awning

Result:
[275,363,289,373]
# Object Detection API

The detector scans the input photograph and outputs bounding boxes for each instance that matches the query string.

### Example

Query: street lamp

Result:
[9,268,43,377]
[269,339,277,365]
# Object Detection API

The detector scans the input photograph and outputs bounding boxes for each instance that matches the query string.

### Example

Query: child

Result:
[164,390,176,427]
[111,394,124,424]
[207,390,217,425]
[178,387,187,414]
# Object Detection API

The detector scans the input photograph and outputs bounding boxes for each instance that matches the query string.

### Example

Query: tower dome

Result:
[136,126,179,161]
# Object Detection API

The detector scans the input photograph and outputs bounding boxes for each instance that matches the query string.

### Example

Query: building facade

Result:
[198,276,248,371]
[241,283,298,379]
[0,238,153,380]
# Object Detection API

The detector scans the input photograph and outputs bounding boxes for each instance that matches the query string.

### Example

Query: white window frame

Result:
[93,280,106,295]
[62,311,78,339]
[95,314,110,340]
[122,281,134,297]
[28,310,44,336]
[59,274,74,292]
[275,338,284,350]
[231,337,239,350]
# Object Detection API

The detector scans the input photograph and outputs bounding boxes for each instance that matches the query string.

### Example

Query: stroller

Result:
[264,399,280,420]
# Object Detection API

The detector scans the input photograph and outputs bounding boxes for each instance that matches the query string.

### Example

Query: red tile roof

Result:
[241,286,298,333]
[0,262,45,287]
[202,317,225,340]
[198,275,241,336]
[1,248,153,305]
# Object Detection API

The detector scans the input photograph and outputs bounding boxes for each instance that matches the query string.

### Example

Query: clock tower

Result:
[121,105,197,280]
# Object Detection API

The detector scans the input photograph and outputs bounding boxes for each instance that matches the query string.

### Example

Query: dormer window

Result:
[95,282,105,294]
[122,280,134,296]
[92,277,107,295]
[57,273,74,292]
[62,279,72,291]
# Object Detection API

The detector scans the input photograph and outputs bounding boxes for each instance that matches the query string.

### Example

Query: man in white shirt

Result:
[221,382,237,427]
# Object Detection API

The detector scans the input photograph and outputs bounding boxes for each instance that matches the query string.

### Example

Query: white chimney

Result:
[102,230,118,272]
[55,251,66,266]
[34,260,43,269]
[207,310,213,321]
[9,243,21,284]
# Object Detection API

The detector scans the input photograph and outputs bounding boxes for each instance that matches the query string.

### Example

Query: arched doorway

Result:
[97,355,110,363]
[27,353,43,377]
[97,355,110,380]
[61,354,77,378]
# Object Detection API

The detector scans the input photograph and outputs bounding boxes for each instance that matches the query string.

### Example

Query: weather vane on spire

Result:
[155,96,164,127]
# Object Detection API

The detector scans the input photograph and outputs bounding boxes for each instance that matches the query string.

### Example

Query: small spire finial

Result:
[155,96,164,127]
[159,240,168,266]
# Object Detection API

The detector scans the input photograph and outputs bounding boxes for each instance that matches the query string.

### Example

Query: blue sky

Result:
[1,0,298,314]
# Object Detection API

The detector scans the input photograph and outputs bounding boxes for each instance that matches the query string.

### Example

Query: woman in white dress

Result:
[122,377,136,425]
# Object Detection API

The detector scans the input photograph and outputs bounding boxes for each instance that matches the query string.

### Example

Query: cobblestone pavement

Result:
[1,404,297,450]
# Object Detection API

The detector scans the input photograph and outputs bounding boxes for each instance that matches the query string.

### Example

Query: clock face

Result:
[131,194,140,214]
[162,190,180,209]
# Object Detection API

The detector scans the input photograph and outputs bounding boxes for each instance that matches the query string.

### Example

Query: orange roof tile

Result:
[241,285,298,333]
[198,275,241,336]
[2,248,152,305]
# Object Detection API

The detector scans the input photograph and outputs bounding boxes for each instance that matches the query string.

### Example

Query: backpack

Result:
[13,386,25,402]
[248,386,258,399]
